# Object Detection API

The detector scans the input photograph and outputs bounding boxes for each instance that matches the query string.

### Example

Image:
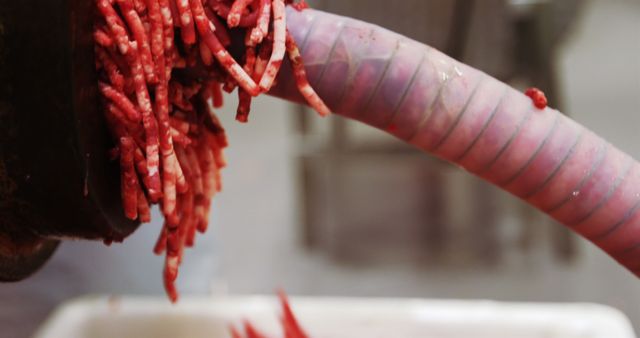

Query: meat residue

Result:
[525,87,548,110]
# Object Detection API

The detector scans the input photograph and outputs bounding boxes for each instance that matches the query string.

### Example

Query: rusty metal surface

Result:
[0,0,138,281]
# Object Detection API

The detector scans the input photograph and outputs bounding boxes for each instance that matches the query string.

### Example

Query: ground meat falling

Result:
[94,0,328,302]
[231,292,310,338]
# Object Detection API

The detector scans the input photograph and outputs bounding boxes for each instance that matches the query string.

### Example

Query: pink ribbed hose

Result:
[270,8,640,277]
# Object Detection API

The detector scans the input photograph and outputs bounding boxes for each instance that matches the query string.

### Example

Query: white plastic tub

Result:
[34,295,637,338]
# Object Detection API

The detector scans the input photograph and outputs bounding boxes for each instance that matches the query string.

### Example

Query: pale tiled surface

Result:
[1,1,639,337]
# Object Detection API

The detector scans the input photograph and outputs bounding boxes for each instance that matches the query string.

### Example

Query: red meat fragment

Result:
[525,87,548,110]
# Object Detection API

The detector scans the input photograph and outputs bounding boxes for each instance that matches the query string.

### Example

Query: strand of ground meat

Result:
[94,0,325,302]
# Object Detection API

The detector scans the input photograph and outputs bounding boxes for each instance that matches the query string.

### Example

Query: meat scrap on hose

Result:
[525,87,548,110]
[93,0,327,302]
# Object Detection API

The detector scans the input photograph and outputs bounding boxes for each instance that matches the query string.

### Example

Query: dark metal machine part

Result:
[0,0,138,281]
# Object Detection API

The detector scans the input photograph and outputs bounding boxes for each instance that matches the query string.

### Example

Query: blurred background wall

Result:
[1,0,639,337]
